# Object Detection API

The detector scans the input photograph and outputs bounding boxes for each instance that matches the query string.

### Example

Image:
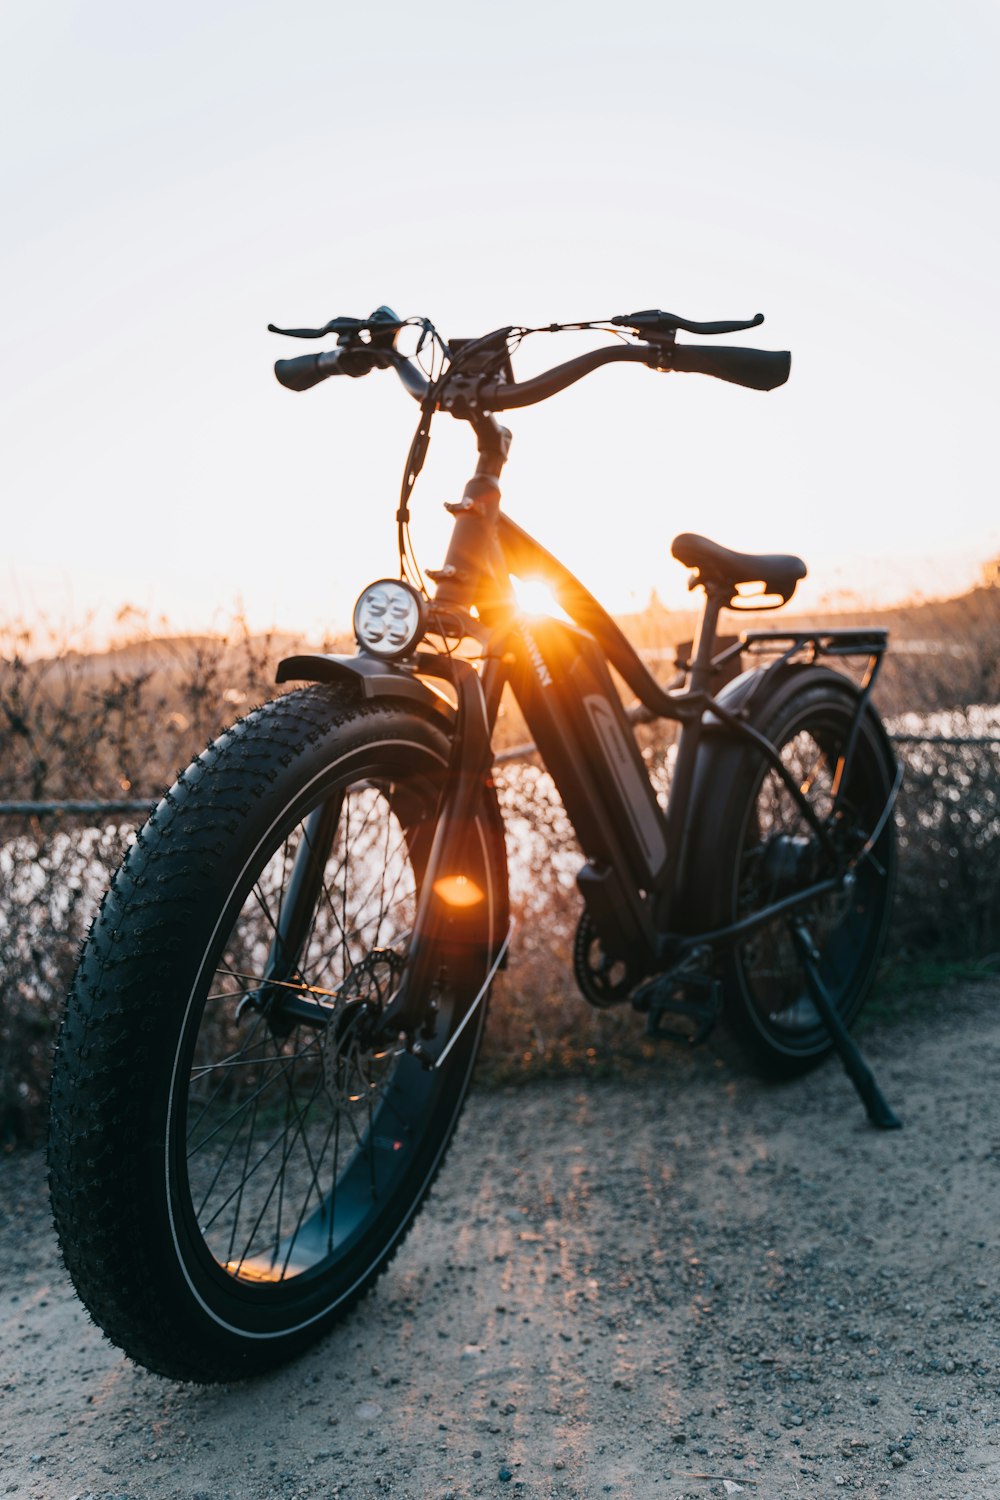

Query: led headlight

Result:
[353,579,427,660]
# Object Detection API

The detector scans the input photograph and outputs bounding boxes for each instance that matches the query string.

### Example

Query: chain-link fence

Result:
[2,726,998,1146]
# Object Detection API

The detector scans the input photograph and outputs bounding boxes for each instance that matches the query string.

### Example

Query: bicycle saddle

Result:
[671,532,807,605]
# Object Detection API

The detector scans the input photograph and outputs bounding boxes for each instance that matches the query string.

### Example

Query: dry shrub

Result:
[890,712,1000,959]
[0,822,128,1145]
[0,612,337,1146]
[0,613,341,804]
[2,596,998,1143]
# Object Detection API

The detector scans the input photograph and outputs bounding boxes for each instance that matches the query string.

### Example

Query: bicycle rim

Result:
[167,752,492,1336]
[732,699,894,1056]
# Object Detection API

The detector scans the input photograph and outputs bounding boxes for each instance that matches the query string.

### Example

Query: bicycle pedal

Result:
[636,975,722,1046]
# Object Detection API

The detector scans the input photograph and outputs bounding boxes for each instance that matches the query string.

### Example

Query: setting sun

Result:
[511,575,569,621]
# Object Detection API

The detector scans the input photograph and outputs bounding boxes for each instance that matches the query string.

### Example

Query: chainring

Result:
[572,912,637,1009]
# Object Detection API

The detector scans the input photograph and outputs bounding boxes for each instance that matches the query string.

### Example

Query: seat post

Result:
[687,582,728,694]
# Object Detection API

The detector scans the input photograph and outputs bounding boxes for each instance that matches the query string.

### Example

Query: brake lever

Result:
[267,316,370,340]
[611,310,764,337]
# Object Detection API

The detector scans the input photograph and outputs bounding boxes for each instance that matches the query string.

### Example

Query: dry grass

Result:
[2,589,998,1144]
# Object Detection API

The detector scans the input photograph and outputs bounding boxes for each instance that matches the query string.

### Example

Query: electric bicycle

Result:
[48,305,900,1381]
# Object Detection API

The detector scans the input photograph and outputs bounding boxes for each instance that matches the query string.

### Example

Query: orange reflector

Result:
[433,874,485,908]
[224,1260,281,1283]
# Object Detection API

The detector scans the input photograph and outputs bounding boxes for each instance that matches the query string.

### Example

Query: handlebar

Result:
[476,345,654,408]
[473,342,791,405]
[272,312,790,406]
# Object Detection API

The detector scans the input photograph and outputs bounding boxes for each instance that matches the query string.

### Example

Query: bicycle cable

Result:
[394,318,642,601]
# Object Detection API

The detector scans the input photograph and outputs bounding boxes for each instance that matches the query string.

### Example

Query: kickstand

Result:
[788,920,902,1130]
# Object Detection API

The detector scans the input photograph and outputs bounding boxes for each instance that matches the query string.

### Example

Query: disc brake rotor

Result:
[320,948,405,1107]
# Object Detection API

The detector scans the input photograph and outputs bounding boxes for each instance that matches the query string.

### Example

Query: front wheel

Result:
[48,687,507,1382]
[683,672,897,1076]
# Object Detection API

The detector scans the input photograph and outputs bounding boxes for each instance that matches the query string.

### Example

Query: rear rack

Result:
[739,627,888,658]
[674,628,888,690]
[701,632,892,807]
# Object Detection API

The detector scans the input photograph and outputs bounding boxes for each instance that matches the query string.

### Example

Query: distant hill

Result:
[52,630,349,679]
[16,581,997,715]
[614,583,1000,654]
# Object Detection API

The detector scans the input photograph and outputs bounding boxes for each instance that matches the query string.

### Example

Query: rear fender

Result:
[669,664,853,929]
[701,660,861,733]
[684,659,889,884]
[675,660,895,941]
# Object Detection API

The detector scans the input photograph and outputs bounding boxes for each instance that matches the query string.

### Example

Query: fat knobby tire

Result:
[683,672,897,1078]
[47,686,504,1382]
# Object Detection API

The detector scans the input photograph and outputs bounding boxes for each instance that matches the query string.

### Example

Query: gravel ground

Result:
[2,978,998,1500]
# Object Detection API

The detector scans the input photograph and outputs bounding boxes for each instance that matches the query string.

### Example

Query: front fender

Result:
[276,652,456,728]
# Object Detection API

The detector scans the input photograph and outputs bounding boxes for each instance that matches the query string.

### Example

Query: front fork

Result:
[257,794,343,1034]
[377,652,499,1055]
[257,653,502,1055]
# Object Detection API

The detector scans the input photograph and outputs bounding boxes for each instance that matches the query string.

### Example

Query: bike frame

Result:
[277,420,893,1052]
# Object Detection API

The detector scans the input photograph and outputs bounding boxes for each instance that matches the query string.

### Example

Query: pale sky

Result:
[2,1,998,643]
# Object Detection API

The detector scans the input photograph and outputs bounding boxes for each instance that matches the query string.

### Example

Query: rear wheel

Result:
[686,674,896,1076]
[48,687,506,1381]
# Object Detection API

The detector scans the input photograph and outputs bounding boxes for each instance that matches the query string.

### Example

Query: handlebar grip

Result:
[275,346,393,391]
[667,344,790,391]
[274,349,344,391]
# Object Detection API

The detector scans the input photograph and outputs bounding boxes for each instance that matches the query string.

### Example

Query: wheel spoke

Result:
[198,1096,313,1237]
[186,1007,272,1143]
[188,1039,317,1158]
[212,1061,327,1261]
[275,1045,330,1226]
[290,794,398,986]
[226,1089,260,1263]
[190,1049,312,1081]
[281,1109,338,1278]
[327,1099,342,1255]
[215,966,344,1001]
